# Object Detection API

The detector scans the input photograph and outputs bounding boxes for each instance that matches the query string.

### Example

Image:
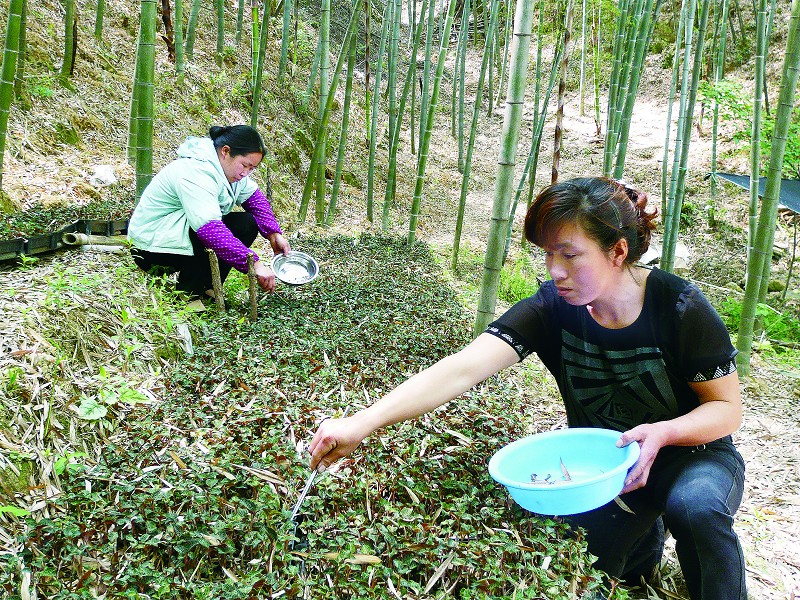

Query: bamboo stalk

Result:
[185,0,202,59]
[135,0,157,201]
[611,0,664,179]
[737,0,800,374]
[327,34,358,226]
[0,0,23,191]
[709,0,730,225]
[662,0,712,272]
[661,0,687,216]
[749,0,769,257]
[315,0,332,224]
[297,0,363,223]
[366,1,391,222]
[474,0,536,334]
[382,0,430,231]
[175,0,185,82]
[452,0,501,271]
[278,0,292,82]
[407,0,458,244]
[552,0,574,185]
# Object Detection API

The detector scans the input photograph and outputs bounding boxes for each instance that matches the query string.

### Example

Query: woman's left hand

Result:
[616,423,669,494]
[269,233,291,256]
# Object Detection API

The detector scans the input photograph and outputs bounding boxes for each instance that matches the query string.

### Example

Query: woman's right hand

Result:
[253,259,277,292]
[308,416,370,472]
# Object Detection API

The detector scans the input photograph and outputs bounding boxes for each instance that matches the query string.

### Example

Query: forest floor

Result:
[2,2,800,597]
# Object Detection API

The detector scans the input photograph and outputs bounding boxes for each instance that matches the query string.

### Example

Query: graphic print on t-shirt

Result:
[560,330,679,431]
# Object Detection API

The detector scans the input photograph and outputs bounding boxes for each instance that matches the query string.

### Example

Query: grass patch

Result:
[2,235,618,598]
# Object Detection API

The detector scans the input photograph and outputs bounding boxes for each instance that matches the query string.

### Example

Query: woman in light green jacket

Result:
[128,125,290,297]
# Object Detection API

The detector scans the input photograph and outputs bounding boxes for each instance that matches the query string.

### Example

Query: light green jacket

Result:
[128,137,258,255]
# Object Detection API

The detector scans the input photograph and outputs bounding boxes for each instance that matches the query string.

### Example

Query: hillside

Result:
[1,0,800,598]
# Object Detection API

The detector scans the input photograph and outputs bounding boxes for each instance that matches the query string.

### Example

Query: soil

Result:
[2,2,799,598]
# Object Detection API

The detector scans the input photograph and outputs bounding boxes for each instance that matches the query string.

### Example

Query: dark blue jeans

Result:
[561,437,747,600]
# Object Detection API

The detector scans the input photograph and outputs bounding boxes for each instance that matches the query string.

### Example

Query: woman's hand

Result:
[309,416,371,472]
[253,259,277,292]
[269,233,291,256]
[616,423,669,493]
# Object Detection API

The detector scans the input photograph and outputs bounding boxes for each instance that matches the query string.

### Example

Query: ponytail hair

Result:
[524,177,658,264]
[209,125,266,157]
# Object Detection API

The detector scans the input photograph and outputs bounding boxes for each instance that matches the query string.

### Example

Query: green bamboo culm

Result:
[297,0,362,223]
[748,0,769,257]
[215,0,225,66]
[236,0,245,44]
[592,0,601,136]
[185,0,202,59]
[453,0,471,173]
[251,0,271,127]
[366,0,392,222]
[708,0,729,225]
[315,0,332,224]
[364,0,371,143]
[737,0,800,374]
[452,0,468,141]
[134,0,157,202]
[417,0,436,163]
[127,38,141,165]
[552,0,575,185]
[304,34,322,108]
[452,0,500,271]
[95,0,106,39]
[251,0,260,90]
[278,0,292,82]
[60,0,76,84]
[13,0,28,107]
[578,0,587,115]
[494,0,512,108]
[387,0,401,161]
[602,0,633,175]
[610,0,664,179]
[504,27,565,262]
[327,34,357,226]
[660,0,687,216]
[474,0,536,335]
[661,0,712,272]
[0,0,24,191]
[407,0,458,245]
[382,0,430,232]
[175,0,186,82]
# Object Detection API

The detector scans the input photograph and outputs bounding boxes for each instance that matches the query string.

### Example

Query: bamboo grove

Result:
[1,0,799,371]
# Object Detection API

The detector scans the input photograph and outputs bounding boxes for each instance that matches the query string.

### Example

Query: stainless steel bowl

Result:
[271,252,319,285]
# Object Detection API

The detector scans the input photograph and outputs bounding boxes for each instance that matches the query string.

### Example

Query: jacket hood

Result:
[176,136,227,185]
[176,136,220,163]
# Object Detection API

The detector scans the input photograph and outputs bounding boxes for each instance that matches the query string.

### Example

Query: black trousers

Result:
[131,212,259,296]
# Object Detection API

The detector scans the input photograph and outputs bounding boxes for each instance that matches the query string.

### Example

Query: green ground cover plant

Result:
[2,235,616,599]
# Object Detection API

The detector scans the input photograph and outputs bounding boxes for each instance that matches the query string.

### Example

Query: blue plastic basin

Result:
[488,428,640,515]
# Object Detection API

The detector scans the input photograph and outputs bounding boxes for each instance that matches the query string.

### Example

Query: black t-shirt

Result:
[487,268,737,432]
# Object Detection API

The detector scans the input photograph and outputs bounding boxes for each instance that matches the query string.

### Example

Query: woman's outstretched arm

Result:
[309,333,520,471]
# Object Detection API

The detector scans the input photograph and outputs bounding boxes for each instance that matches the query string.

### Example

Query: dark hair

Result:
[209,125,266,157]
[524,177,658,264]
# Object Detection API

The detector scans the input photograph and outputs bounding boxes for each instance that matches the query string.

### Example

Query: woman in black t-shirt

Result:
[309,177,746,600]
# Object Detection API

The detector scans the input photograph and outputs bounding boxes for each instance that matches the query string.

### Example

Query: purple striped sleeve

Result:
[242,188,283,237]
[196,220,258,273]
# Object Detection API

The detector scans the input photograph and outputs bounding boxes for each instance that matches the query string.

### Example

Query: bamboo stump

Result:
[247,253,258,322]
[206,248,226,311]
